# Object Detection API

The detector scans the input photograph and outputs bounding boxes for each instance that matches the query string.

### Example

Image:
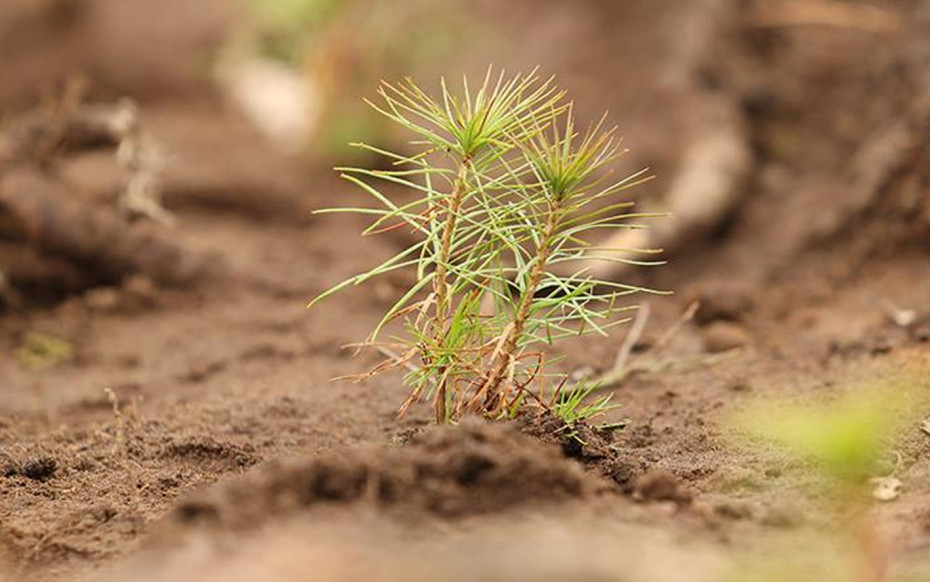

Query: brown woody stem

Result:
[478,201,561,414]
[432,161,470,422]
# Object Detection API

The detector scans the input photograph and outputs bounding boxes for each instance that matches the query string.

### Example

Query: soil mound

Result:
[164,420,601,534]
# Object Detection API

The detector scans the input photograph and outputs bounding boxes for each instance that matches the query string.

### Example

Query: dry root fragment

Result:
[1,96,176,226]
[0,169,213,286]
[579,0,753,281]
[0,92,213,303]
[747,0,904,36]
[583,102,752,281]
[2,101,132,163]
[112,100,175,227]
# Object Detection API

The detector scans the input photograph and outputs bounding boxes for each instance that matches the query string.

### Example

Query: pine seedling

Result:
[310,69,663,423]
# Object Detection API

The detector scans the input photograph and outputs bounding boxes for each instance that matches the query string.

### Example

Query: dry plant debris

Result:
[0,89,215,306]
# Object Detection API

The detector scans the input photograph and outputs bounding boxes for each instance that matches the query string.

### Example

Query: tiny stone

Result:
[886,307,918,327]
[702,322,750,353]
[871,477,902,502]
[691,284,753,325]
[570,366,597,382]
[122,275,159,308]
[728,378,752,393]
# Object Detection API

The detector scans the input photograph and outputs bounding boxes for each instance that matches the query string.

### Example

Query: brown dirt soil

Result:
[1,1,930,581]
[111,507,727,582]
[160,420,602,531]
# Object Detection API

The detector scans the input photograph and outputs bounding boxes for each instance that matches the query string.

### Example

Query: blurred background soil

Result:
[0,0,928,580]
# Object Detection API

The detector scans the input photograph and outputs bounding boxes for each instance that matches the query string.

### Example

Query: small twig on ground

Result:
[0,170,210,285]
[613,301,651,372]
[591,349,742,392]
[112,99,176,227]
[652,300,700,353]
[589,300,706,390]
[1,94,176,226]
[105,388,145,504]
[636,349,742,377]
[747,0,903,35]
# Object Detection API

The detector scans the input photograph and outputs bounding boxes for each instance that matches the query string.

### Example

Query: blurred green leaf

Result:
[241,0,340,34]
[15,333,74,372]
[736,375,927,482]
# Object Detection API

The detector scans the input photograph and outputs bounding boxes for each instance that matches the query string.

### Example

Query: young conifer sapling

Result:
[310,69,663,424]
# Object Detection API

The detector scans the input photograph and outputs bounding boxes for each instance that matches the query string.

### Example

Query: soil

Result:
[1,1,929,581]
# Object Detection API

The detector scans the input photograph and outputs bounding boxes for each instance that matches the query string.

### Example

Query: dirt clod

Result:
[633,470,693,505]
[701,321,750,353]
[912,323,930,343]
[162,421,599,537]
[161,437,258,471]
[7,456,59,482]
[517,412,642,491]
[760,506,805,529]
[692,285,753,325]
[714,500,753,521]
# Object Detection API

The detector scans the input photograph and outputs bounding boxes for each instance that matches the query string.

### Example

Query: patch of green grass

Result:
[15,333,74,371]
